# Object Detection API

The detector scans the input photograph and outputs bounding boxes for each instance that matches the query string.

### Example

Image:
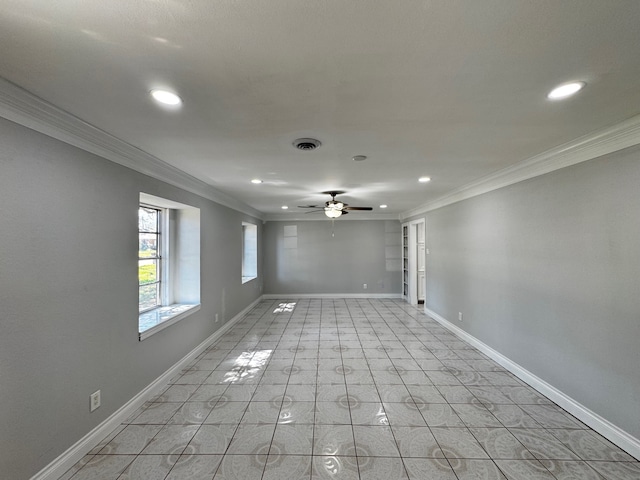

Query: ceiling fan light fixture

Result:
[299,191,371,217]
[324,207,342,218]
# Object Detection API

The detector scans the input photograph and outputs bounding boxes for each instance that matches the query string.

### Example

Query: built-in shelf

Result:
[402,224,409,298]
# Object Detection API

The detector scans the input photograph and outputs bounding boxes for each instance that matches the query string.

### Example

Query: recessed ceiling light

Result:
[418,176,431,183]
[547,81,585,100]
[352,155,367,162]
[281,205,289,210]
[380,204,388,209]
[150,89,182,105]
[251,179,263,184]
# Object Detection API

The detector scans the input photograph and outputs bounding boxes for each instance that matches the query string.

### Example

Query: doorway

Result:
[404,219,426,305]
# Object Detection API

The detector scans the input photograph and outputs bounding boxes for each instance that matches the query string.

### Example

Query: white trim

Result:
[0,77,263,220]
[262,293,403,299]
[400,114,640,221]
[264,214,400,222]
[406,218,426,306]
[3,78,640,225]
[138,304,201,341]
[140,192,194,210]
[30,296,262,480]
[424,307,640,460]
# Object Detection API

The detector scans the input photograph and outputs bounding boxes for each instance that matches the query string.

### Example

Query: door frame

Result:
[407,218,426,305]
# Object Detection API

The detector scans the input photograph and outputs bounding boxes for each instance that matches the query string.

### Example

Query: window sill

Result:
[242,276,257,284]
[139,304,201,341]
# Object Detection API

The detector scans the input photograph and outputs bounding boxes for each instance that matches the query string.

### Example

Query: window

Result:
[242,222,257,283]
[138,205,163,312]
[138,193,201,340]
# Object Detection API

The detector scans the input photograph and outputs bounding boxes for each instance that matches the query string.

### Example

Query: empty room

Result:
[1,1,639,479]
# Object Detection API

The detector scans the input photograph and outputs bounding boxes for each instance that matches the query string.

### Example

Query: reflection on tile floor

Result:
[60,299,640,479]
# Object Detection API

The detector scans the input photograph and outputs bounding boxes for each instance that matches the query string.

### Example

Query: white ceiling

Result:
[1,0,640,219]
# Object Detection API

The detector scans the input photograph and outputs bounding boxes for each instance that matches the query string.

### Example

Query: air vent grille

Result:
[293,138,321,151]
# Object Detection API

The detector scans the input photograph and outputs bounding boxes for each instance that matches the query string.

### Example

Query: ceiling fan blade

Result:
[304,209,324,214]
[299,191,370,216]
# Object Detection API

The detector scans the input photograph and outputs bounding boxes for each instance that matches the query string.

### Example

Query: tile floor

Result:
[59,298,640,480]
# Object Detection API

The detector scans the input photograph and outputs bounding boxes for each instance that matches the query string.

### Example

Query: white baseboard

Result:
[424,307,640,461]
[31,297,262,480]
[262,293,403,299]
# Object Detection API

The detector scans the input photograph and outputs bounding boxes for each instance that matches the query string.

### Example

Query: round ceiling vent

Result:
[293,138,321,151]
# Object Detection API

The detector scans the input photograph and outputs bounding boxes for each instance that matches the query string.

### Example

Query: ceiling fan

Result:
[298,191,373,218]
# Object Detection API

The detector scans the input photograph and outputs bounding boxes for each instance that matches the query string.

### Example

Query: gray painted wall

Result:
[0,117,262,478]
[263,220,402,295]
[414,146,640,440]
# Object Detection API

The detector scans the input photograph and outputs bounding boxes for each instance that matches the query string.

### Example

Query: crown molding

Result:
[0,77,264,220]
[263,213,400,222]
[4,76,638,224]
[400,114,640,221]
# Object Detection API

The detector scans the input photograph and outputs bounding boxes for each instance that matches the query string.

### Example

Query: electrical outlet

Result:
[215,313,219,323]
[90,390,101,412]
[363,283,367,289]
[458,312,463,322]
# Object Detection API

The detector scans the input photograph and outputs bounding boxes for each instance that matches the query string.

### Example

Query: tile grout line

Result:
[64,297,640,480]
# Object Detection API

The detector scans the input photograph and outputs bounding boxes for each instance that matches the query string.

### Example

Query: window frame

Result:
[138,204,165,313]
[241,222,258,284]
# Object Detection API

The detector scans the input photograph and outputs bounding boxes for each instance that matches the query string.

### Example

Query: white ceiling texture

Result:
[1,1,640,220]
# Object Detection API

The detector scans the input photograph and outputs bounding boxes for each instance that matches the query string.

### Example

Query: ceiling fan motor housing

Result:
[326,200,346,209]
